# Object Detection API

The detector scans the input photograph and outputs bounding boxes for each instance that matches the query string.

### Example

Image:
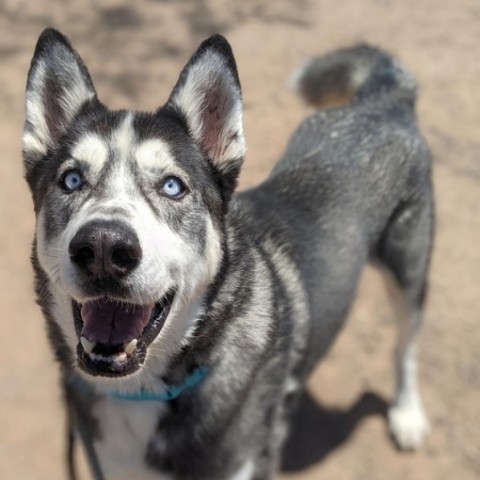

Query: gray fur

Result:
[24,30,433,479]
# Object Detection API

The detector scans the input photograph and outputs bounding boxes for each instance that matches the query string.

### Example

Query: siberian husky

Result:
[23,28,434,479]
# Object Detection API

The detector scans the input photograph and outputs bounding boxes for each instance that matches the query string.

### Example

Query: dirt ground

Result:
[1,1,479,479]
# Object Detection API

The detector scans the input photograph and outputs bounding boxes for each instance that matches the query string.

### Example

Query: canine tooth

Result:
[80,336,95,354]
[124,339,138,355]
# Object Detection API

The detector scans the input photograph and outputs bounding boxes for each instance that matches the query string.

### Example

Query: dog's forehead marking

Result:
[101,113,136,198]
[135,139,174,170]
[71,133,108,172]
[112,112,136,162]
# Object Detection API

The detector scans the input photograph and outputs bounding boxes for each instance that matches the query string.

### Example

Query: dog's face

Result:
[23,29,244,387]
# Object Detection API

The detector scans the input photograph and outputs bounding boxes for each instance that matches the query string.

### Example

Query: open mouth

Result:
[73,290,175,377]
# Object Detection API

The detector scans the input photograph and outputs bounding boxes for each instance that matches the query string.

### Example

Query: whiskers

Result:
[37,246,63,260]
[35,263,63,305]
[33,246,66,304]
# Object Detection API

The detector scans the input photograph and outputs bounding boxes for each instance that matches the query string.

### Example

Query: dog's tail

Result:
[291,44,417,108]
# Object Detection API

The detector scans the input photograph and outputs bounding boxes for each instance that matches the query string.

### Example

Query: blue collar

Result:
[110,366,208,403]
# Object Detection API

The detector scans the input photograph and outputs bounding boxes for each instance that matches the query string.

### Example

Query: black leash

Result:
[66,414,78,480]
[65,377,106,480]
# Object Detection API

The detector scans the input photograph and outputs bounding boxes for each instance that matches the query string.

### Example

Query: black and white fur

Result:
[23,30,433,479]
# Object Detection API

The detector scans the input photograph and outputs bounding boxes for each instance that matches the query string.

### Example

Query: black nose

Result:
[69,221,142,278]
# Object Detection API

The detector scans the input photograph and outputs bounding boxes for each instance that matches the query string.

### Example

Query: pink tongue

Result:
[81,300,153,345]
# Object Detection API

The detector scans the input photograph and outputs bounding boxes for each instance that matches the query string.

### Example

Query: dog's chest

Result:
[93,398,170,480]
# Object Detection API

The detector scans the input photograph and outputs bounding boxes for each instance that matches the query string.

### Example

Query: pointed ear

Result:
[166,35,245,183]
[23,28,97,166]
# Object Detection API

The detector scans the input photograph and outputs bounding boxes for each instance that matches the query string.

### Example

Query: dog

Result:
[23,28,434,480]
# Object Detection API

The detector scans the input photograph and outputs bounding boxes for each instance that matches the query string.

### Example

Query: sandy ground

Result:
[1,1,479,479]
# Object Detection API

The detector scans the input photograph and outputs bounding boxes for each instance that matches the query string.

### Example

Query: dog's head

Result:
[23,29,244,386]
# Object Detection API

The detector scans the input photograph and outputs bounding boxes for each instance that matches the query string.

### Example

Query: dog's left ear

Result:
[23,28,98,167]
[166,35,245,191]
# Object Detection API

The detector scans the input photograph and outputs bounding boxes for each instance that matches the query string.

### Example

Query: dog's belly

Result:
[93,398,170,480]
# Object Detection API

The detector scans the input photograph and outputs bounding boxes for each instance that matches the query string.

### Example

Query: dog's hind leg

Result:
[377,194,434,450]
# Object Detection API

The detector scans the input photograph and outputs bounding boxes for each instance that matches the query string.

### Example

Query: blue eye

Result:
[161,176,186,198]
[61,170,83,192]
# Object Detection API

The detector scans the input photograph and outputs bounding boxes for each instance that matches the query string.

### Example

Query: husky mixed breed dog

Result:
[23,28,433,479]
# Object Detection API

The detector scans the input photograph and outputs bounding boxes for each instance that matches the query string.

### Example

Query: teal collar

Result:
[110,366,208,403]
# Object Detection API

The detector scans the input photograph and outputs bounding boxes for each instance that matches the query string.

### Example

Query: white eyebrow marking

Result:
[135,139,175,170]
[71,133,109,172]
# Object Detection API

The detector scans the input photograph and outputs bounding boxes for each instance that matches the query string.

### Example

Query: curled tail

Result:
[292,44,417,108]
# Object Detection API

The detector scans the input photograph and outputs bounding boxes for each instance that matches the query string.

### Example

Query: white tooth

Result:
[124,339,138,355]
[114,352,127,362]
[80,336,95,354]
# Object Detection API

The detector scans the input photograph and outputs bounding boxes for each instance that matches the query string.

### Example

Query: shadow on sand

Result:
[281,389,389,472]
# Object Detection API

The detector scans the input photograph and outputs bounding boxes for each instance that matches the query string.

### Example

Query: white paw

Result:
[388,402,430,450]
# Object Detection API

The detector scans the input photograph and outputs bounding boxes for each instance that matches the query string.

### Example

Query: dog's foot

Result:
[388,401,429,450]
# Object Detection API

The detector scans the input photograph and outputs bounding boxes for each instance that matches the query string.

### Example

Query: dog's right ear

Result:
[165,35,245,195]
[23,28,98,169]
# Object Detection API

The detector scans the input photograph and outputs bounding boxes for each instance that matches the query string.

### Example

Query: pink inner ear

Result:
[43,81,68,143]
[200,86,233,162]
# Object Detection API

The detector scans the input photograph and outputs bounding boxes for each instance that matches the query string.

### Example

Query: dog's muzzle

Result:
[68,220,175,377]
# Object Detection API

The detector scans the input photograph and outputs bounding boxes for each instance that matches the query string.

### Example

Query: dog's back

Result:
[238,46,433,416]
